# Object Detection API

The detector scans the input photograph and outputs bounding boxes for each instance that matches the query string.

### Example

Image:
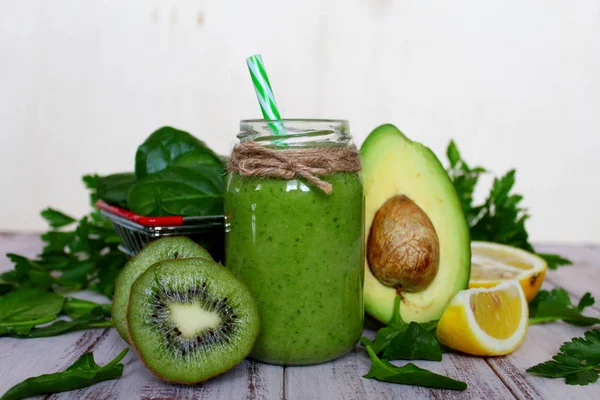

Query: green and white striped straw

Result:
[246,54,285,137]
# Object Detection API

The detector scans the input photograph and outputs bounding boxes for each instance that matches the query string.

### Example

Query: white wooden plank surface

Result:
[2,234,600,400]
[51,330,284,400]
[286,321,515,400]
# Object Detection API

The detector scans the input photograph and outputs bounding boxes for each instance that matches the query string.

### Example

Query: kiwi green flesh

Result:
[112,236,213,342]
[127,258,260,384]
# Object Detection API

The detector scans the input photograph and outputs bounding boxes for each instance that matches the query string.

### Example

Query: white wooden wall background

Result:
[1,0,599,242]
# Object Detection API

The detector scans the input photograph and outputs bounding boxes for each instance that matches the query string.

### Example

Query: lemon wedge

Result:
[469,241,547,302]
[436,280,528,356]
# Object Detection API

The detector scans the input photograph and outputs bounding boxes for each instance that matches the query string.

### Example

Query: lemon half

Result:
[436,280,528,356]
[469,241,547,302]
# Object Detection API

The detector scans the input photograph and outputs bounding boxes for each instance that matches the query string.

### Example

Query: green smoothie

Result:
[225,172,364,365]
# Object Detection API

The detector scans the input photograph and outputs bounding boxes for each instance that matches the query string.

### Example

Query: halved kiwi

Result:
[111,237,213,342]
[127,257,260,384]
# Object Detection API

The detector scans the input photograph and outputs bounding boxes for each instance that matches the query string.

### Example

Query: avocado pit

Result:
[367,195,440,292]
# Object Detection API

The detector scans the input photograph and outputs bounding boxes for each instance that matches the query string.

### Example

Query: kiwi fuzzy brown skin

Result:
[367,195,440,292]
[111,236,213,343]
[126,257,260,384]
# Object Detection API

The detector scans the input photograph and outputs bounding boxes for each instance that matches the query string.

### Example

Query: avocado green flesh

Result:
[111,236,213,342]
[361,124,471,324]
[127,258,260,383]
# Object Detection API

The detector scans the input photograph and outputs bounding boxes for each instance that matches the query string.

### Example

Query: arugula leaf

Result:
[0,349,128,400]
[445,141,572,269]
[364,346,466,391]
[361,296,441,361]
[127,166,224,217]
[135,126,223,179]
[526,329,600,385]
[40,209,77,229]
[529,289,600,326]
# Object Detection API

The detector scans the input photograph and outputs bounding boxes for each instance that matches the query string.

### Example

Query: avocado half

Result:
[361,124,471,324]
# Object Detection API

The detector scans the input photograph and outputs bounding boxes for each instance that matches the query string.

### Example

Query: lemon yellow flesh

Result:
[470,288,522,339]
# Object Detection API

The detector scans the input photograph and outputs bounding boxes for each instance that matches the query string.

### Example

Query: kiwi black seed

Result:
[111,237,214,343]
[127,257,260,384]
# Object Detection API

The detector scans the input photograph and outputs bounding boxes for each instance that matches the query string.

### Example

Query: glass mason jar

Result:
[225,119,364,365]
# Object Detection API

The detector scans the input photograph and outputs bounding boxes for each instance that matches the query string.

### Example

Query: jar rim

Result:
[240,118,348,124]
[238,119,351,146]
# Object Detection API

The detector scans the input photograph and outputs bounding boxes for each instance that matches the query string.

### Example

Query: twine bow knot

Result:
[227,141,361,194]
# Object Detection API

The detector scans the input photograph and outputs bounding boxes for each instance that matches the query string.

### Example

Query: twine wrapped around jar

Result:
[227,141,362,194]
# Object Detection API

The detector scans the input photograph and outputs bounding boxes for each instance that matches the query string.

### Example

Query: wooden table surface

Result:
[1,233,599,400]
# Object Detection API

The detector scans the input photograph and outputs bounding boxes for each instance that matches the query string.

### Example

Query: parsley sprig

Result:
[527,329,600,385]
[446,141,572,269]
[529,289,600,326]
[0,176,126,298]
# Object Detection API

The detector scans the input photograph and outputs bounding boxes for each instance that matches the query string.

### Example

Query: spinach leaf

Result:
[382,322,442,361]
[127,166,224,216]
[135,126,223,179]
[364,346,467,391]
[0,289,64,336]
[40,209,77,229]
[96,172,136,208]
[361,296,441,361]
[0,349,128,400]
[0,292,112,338]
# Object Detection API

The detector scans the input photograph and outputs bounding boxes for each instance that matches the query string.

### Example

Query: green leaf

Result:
[364,346,467,391]
[135,126,223,179]
[578,293,595,312]
[7,254,55,290]
[446,140,460,168]
[0,349,128,400]
[127,166,224,217]
[0,271,19,294]
[62,298,111,320]
[0,289,64,336]
[527,329,600,386]
[538,253,574,270]
[529,289,600,326]
[41,232,77,253]
[560,329,600,364]
[57,261,95,290]
[96,172,136,208]
[382,322,442,361]
[25,315,112,338]
[40,209,77,228]
[361,296,441,361]
[445,140,572,268]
